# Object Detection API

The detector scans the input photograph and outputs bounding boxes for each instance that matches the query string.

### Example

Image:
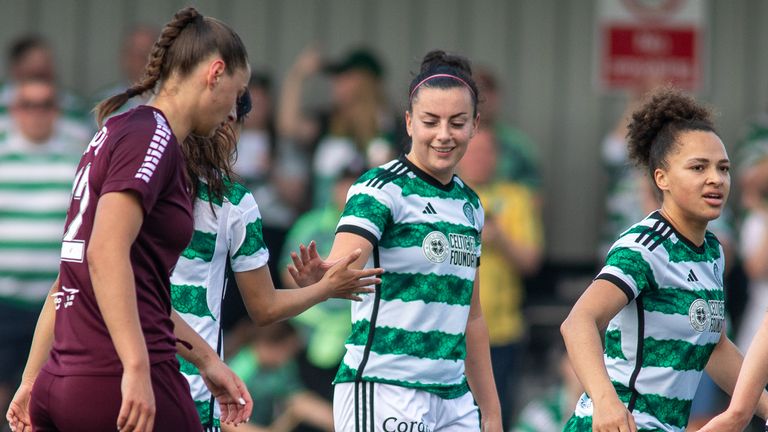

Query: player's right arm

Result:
[560,279,637,432]
[88,191,154,432]
[229,190,379,325]
[6,277,59,432]
[237,250,379,326]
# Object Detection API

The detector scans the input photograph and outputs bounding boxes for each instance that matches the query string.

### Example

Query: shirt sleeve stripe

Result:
[595,273,635,304]
[134,112,172,184]
[337,224,379,247]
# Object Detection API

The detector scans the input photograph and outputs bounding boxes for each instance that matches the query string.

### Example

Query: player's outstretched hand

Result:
[287,241,337,288]
[321,248,382,301]
[117,368,155,432]
[200,358,253,426]
[6,380,33,432]
[696,409,751,432]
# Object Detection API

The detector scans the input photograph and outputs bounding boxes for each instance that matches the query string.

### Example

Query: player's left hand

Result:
[321,248,381,301]
[6,380,33,432]
[287,241,337,287]
[199,359,253,426]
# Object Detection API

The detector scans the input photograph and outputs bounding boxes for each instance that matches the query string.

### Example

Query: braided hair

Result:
[94,6,248,204]
[94,7,247,125]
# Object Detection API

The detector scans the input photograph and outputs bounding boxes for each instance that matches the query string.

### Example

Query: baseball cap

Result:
[323,48,383,78]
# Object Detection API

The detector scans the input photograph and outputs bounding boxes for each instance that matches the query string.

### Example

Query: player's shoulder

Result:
[451,175,482,211]
[611,211,673,253]
[105,105,169,140]
[453,175,479,200]
[704,230,721,247]
[703,230,724,262]
[355,158,410,189]
[222,178,257,208]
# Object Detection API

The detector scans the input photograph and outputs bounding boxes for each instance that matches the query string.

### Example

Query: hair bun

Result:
[408,50,479,116]
[419,49,472,76]
[627,86,715,169]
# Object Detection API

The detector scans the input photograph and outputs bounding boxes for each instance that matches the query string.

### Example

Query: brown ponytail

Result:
[94,6,247,127]
[94,7,200,126]
[94,6,248,204]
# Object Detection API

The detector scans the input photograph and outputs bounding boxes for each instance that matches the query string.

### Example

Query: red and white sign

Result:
[596,0,707,91]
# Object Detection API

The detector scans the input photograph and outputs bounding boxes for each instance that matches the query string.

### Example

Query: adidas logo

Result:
[687,269,699,282]
[422,202,437,215]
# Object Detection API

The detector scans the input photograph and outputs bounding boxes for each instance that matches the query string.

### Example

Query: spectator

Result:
[92,25,159,115]
[697,125,768,432]
[458,129,543,429]
[0,78,84,154]
[238,71,308,285]
[599,87,659,257]
[278,46,405,208]
[736,115,768,208]
[1,35,56,101]
[0,78,81,428]
[474,67,540,190]
[224,321,334,432]
[734,117,768,353]
[232,71,277,188]
[0,35,90,137]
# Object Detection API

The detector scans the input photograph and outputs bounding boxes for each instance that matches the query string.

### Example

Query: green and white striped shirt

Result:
[565,211,725,432]
[171,180,269,427]
[0,148,79,308]
[333,157,483,399]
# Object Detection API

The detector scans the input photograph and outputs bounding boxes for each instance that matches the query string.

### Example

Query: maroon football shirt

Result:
[44,105,193,376]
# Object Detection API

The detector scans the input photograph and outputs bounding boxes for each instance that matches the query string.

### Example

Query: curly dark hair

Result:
[627,87,717,179]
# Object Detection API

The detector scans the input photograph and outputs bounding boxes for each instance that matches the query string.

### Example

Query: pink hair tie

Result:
[409,73,475,101]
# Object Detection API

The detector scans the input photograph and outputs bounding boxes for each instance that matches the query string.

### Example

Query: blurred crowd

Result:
[1,26,767,432]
